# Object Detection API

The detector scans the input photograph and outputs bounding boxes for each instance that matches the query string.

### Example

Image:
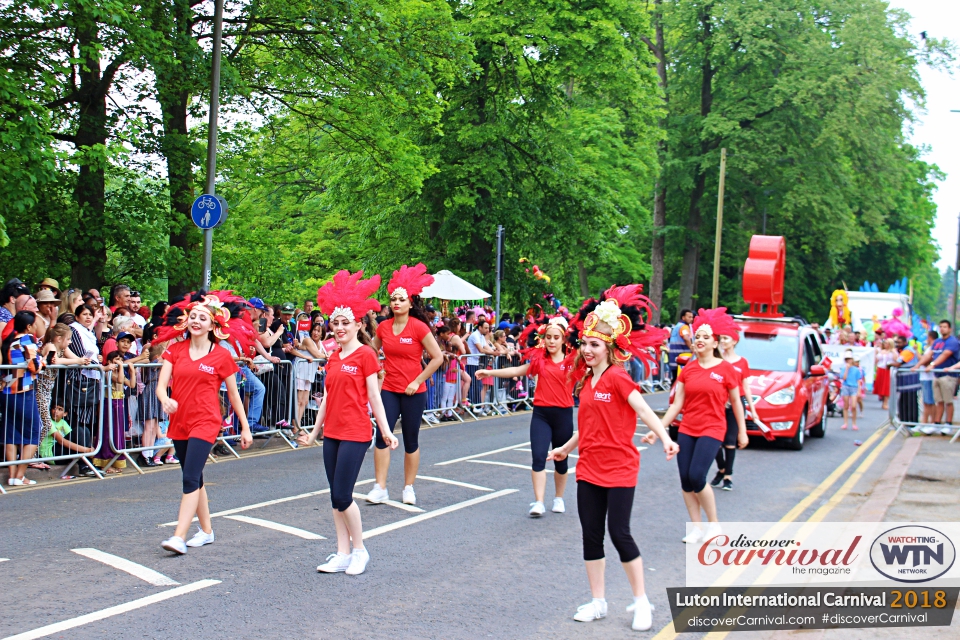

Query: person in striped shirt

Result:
[2,311,44,486]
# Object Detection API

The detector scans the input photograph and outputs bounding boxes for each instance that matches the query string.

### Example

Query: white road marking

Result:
[467,460,575,475]
[0,558,8,563]
[1,579,220,640]
[513,448,578,458]
[160,479,375,526]
[363,489,519,539]
[353,493,425,513]
[71,548,179,587]
[434,442,531,466]
[415,475,492,492]
[225,515,326,540]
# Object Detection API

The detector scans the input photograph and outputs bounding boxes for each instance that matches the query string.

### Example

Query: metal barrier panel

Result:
[1,363,106,492]
[423,357,465,424]
[891,366,960,441]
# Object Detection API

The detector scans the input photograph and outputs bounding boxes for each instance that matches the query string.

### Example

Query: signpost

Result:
[495,225,504,321]
[199,0,225,290]
[711,148,728,308]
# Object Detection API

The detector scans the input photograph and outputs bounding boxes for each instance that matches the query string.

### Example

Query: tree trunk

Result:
[578,260,590,298]
[70,18,109,290]
[678,6,714,312]
[648,0,668,323]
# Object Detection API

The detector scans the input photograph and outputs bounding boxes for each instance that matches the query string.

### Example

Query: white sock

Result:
[593,597,606,606]
[404,484,413,490]
[634,595,649,608]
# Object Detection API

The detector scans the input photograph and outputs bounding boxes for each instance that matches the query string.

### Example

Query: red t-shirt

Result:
[323,345,380,442]
[678,359,738,440]
[162,340,239,443]
[377,317,431,394]
[529,354,574,408]
[727,356,751,398]
[576,365,642,488]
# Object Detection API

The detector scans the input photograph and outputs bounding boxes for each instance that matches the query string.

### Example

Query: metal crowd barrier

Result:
[458,353,531,420]
[422,357,466,424]
[0,363,106,493]
[889,366,960,442]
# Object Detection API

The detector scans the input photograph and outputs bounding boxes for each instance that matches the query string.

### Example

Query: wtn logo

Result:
[870,525,956,583]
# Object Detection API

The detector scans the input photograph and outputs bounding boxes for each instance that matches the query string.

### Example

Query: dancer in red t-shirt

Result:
[657,308,747,546]
[155,293,254,555]
[299,270,399,576]
[477,313,575,516]
[366,264,443,506]
[710,325,765,492]
[547,285,675,631]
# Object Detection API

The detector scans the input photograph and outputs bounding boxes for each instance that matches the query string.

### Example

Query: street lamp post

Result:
[201,0,225,290]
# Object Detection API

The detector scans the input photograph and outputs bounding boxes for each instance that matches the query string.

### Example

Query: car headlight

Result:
[764,388,795,405]
[770,421,794,431]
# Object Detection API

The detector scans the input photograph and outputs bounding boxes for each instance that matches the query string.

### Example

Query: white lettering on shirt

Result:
[341,364,359,375]
[594,391,612,402]
[709,372,725,383]
[399,337,414,345]
[198,363,216,375]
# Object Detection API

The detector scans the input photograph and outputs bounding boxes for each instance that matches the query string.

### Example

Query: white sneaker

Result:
[345,548,369,575]
[682,527,704,544]
[529,501,546,517]
[402,485,416,505]
[366,484,389,504]
[573,599,607,622]
[552,497,565,513]
[7,478,22,486]
[631,597,653,631]
[185,527,215,548]
[424,414,438,424]
[161,536,187,555]
[317,552,352,573]
[704,523,723,541]
[626,601,655,612]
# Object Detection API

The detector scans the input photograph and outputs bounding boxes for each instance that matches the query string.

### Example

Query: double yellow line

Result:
[653,424,899,640]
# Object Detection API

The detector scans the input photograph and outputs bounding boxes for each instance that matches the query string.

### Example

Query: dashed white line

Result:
[434,442,531,466]
[71,548,179,587]
[353,493,425,513]
[363,489,519,539]
[1,579,220,640]
[415,475,492,492]
[225,515,326,540]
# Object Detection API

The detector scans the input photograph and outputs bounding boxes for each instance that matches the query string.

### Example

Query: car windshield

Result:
[736,332,800,372]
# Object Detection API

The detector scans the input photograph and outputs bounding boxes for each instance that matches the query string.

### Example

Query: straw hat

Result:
[35,289,60,303]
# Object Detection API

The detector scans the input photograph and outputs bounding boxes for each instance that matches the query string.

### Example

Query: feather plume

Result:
[316,270,382,320]
[387,263,434,298]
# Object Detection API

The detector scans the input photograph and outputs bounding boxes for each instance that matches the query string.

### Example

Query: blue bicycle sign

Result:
[191,194,227,230]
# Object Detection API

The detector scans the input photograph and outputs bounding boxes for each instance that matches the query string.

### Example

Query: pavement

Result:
[0,394,956,639]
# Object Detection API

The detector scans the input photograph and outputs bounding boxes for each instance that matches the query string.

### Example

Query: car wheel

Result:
[809,405,826,438]
[786,408,806,451]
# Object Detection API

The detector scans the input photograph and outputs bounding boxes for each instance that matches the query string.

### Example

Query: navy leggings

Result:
[676,432,722,493]
[172,438,214,494]
[577,480,641,562]
[376,390,427,454]
[530,406,574,473]
[323,437,368,511]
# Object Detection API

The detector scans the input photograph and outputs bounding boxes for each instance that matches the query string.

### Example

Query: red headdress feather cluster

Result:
[517,307,573,373]
[152,290,255,354]
[317,270,382,321]
[570,283,669,368]
[387,263,434,299]
[691,307,740,340]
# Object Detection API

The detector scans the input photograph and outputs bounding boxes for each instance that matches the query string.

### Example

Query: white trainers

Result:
[424,413,439,424]
[573,599,607,622]
[682,527,704,544]
[631,597,653,631]
[161,536,187,555]
[529,501,546,517]
[704,522,723,541]
[552,497,565,513]
[626,601,655,612]
[345,548,370,575]
[402,485,416,505]
[317,552,352,573]
[366,484,389,504]
[185,527,215,548]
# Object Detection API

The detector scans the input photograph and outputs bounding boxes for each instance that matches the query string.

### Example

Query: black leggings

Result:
[376,390,427,453]
[173,438,214,494]
[577,481,640,562]
[530,406,574,473]
[676,432,722,493]
[323,437,368,511]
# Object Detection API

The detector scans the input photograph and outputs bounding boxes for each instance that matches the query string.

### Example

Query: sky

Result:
[886,0,960,270]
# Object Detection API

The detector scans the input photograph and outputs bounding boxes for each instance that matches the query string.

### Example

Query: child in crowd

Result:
[840,350,862,431]
[38,404,94,472]
[151,418,177,466]
[94,351,135,473]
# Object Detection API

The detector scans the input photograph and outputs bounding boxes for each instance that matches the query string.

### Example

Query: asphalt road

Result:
[0,394,899,640]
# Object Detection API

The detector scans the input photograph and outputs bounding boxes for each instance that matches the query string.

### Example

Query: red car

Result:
[669,316,829,451]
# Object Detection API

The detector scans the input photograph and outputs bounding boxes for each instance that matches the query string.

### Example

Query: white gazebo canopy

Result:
[421,270,491,300]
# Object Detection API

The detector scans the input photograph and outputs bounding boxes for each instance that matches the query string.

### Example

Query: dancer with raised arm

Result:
[299,270,399,576]
[547,285,675,631]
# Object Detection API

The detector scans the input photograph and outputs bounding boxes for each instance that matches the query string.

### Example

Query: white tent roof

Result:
[421,270,491,300]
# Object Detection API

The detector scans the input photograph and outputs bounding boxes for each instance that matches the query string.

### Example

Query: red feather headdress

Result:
[691,307,740,340]
[518,307,572,373]
[152,290,252,350]
[571,284,669,367]
[387,263,434,299]
[317,270,382,322]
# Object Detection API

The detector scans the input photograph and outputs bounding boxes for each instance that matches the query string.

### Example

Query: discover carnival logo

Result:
[869,525,956,583]
[341,364,359,375]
